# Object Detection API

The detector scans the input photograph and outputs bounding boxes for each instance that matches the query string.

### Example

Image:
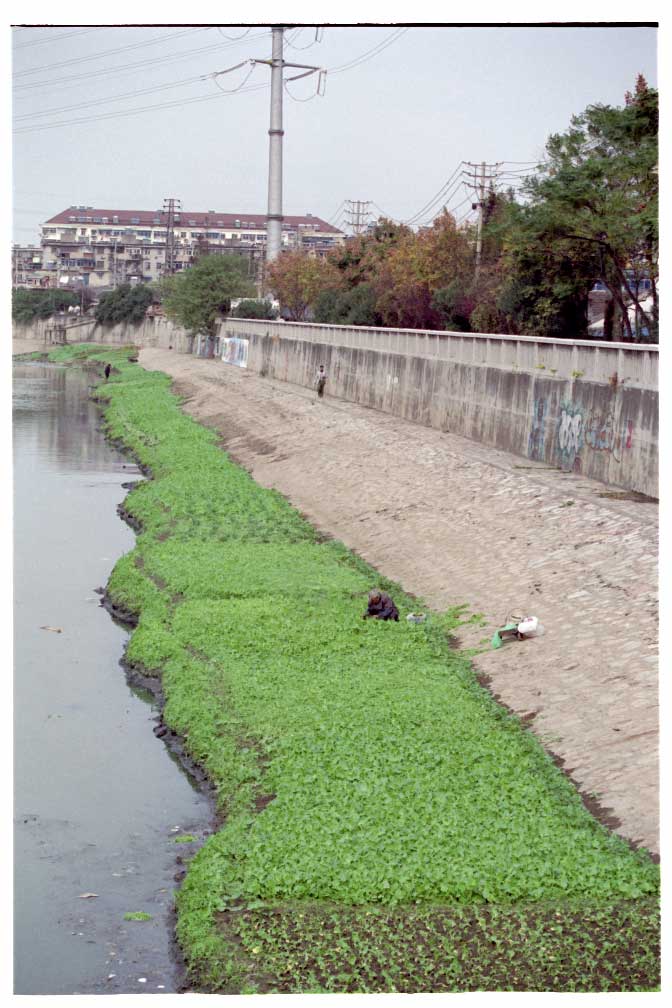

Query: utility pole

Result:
[344,199,372,235]
[266,27,284,263]
[250,29,324,265]
[463,161,501,277]
[163,197,182,275]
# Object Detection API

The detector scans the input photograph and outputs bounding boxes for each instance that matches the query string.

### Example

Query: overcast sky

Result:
[10,11,658,245]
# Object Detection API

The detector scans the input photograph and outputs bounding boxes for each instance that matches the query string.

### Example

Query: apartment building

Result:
[12,245,49,288]
[25,205,344,290]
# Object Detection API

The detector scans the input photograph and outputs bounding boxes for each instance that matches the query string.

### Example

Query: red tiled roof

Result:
[45,207,342,234]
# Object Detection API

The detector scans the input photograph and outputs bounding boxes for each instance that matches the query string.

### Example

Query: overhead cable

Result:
[13,30,268,93]
[217,27,251,41]
[329,27,408,74]
[12,26,208,78]
[13,27,105,49]
[284,26,322,50]
[403,164,464,225]
[13,79,269,134]
[14,71,207,121]
[13,26,406,134]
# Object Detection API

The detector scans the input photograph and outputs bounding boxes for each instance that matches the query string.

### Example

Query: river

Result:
[13,361,211,995]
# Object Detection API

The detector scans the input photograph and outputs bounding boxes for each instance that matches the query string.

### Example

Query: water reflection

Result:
[13,363,128,475]
[13,361,211,995]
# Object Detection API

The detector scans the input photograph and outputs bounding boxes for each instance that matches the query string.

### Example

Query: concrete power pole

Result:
[475,162,486,275]
[251,29,324,267]
[345,199,372,235]
[464,161,501,276]
[266,27,284,263]
[163,197,182,275]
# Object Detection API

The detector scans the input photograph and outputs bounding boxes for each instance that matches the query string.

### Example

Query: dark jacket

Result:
[364,592,399,621]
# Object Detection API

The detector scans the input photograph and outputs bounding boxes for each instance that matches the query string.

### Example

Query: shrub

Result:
[230,299,279,320]
[95,284,155,326]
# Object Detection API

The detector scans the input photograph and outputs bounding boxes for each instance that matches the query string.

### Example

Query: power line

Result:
[13,30,269,97]
[12,78,269,134]
[329,28,408,74]
[284,26,322,51]
[403,164,463,225]
[371,202,399,222]
[327,201,346,224]
[12,26,208,78]
[12,27,407,135]
[417,192,472,227]
[14,71,208,121]
[216,27,252,41]
[13,27,106,49]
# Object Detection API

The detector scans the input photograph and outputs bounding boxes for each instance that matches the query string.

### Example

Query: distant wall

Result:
[12,314,195,354]
[222,319,659,498]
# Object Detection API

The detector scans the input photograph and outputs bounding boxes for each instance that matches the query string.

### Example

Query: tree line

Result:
[13,79,656,343]
[267,77,657,342]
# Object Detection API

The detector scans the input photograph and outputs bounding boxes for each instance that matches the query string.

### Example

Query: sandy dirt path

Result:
[52,343,660,855]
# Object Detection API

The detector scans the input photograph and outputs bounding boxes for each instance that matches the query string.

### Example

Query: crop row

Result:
[36,345,659,992]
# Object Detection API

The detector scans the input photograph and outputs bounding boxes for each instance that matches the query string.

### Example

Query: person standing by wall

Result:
[316,364,327,400]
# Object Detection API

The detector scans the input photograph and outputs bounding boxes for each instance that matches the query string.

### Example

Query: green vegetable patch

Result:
[50,344,659,992]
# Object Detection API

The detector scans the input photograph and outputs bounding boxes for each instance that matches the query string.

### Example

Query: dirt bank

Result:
[118,348,655,857]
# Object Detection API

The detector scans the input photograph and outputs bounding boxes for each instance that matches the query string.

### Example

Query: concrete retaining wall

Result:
[13,315,195,353]
[222,319,659,498]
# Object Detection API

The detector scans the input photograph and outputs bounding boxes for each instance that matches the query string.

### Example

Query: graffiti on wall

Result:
[553,400,635,470]
[527,397,548,460]
[221,336,249,368]
[557,401,585,470]
[584,410,634,464]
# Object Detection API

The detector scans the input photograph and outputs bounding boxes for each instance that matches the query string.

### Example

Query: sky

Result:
[9,6,659,247]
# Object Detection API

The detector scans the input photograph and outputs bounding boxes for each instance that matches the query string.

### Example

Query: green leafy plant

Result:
[47,344,659,994]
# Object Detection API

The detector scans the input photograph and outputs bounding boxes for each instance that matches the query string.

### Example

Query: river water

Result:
[13,361,211,995]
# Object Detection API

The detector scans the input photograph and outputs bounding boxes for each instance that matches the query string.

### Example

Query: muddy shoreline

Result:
[14,351,217,993]
[90,384,221,991]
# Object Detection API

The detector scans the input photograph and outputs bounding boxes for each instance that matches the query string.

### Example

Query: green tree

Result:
[95,283,155,325]
[161,254,255,336]
[510,76,658,341]
[230,299,279,320]
[313,284,381,326]
[12,288,80,323]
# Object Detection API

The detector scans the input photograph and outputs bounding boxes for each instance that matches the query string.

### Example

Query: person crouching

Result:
[363,589,399,621]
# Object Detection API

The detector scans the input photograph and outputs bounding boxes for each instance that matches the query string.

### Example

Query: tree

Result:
[230,299,279,320]
[495,198,601,339]
[266,251,339,321]
[512,77,658,341]
[313,284,381,326]
[95,283,156,325]
[12,287,79,323]
[373,212,473,329]
[161,254,255,336]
